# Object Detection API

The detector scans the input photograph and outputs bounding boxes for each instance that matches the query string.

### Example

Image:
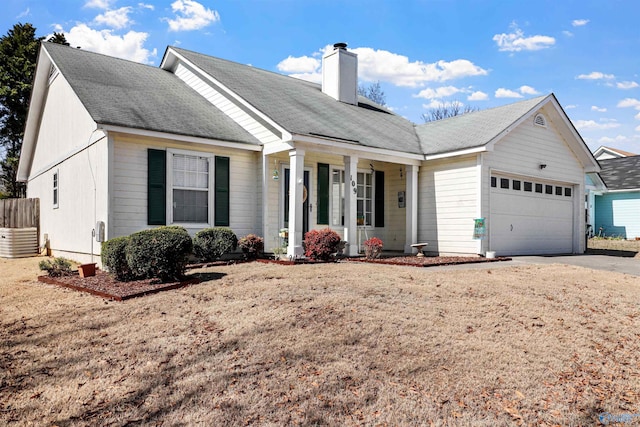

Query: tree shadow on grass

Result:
[189,272,227,282]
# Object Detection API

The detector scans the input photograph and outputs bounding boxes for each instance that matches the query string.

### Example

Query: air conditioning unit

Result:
[0,227,38,258]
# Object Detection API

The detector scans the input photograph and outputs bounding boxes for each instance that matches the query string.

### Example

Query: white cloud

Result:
[576,71,615,80]
[573,119,620,130]
[278,46,488,88]
[562,30,574,37]
[635,112,640,120]
[519,85,540,95]
[165,0,220,32]
[495,88,523,98]
[353,47,488,87]
[414,86,464,99]
[64,23,156,64]
[617,98,640,109]
[591,105,607,112]
[617,81,639,90]
[493,22,555,52]
[564,104,577,109]
[468,91,489,101]
[84,0,114,9]
[16,8,30,19]
[422,99,448,109]
[94,7,132,29]
[636,125,640,132]
[277,55,320,74]
[598,135,631,144]
[572,19,590,27]
[139,3,154,10]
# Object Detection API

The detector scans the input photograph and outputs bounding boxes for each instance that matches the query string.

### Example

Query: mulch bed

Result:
[345,255,511,267]
[38,271,200,301]
[37,256,510,300]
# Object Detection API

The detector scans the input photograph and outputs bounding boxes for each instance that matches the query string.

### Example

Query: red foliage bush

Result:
[364,237,383,259]
[303,228,342,261]
[238,234,264,259]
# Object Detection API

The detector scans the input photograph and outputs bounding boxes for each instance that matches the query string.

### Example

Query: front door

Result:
[283,168,310,236]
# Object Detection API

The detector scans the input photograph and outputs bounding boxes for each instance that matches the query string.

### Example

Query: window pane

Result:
[331,169,343,226]
[491,176,497,188]
[535,183,543,193]
[173,189,208,222]
[512,180,521,190]
[545,185,553,194]
[555,186,563,196]
[524,182,532,192]
[500,178,509,189]
[565,187,572,197]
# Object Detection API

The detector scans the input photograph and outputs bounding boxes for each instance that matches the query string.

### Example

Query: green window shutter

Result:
[147,149,166,225]
[374,170,385,228]
[317,163,330,224]
[215,156,230,226]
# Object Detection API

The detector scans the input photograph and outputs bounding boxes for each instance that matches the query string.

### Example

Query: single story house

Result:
[592,155,640,239]
[17,42,600,263]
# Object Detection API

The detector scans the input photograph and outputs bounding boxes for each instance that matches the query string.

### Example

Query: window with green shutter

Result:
[317,163,330,224]
[214,156,230,226]
[147,149,166,225]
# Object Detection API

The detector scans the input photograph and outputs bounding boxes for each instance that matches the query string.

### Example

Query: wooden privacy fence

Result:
[0,198,40,228]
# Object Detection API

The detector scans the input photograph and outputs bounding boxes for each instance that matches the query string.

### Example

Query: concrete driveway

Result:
[430,254,640,276]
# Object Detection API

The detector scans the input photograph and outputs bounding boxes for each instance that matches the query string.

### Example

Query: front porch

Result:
[260,140,423,258]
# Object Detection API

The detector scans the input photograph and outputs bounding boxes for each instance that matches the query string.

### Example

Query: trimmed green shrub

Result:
[238,234,264,260]
[126,226,193,282]
[39,257,73,277]
[101,236,133,281]
[193,228,238,262]
[303,228,341,261]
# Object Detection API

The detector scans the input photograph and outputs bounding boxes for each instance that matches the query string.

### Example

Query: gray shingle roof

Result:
[415,95,549,155]
[171,47,423,154]
[598,155,640,190]
[43,43,259,145]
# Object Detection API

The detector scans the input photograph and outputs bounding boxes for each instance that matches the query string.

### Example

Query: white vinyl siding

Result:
[174,63,281,144]
[112,136,259,239]
[418,155,479,254]
[482,105,585,254]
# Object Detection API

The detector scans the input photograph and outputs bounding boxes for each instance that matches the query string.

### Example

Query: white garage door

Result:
[490,175,574,256]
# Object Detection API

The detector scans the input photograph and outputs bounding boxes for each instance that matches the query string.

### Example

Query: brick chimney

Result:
[322,42,358,105]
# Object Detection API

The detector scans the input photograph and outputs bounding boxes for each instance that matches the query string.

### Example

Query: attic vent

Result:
[534,113,547,127]
[48,64,59,85]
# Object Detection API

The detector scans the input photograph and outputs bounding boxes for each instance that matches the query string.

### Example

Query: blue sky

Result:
[4,0,640,153]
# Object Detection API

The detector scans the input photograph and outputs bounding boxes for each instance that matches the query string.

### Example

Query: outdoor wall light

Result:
[539,164,547,169]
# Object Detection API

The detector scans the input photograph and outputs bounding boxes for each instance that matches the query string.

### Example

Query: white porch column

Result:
[287,149,305,257]
[261,151,269,247]
[405,164,419,254]
[344,155,359,256]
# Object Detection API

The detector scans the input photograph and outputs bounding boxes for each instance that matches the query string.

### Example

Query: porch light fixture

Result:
[272,160,279,180]
[539,163,547,170]
[400,167,404,179]
[370,163,374,173]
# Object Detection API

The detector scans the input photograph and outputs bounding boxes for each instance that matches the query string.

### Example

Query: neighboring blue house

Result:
[594,155,640,239]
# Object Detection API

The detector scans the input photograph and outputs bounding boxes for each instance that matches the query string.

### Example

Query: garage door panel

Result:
[490,175,574,256]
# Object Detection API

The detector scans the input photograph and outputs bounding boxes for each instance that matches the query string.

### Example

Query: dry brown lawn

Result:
[1,256,640,426]
[588,238,640,257]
